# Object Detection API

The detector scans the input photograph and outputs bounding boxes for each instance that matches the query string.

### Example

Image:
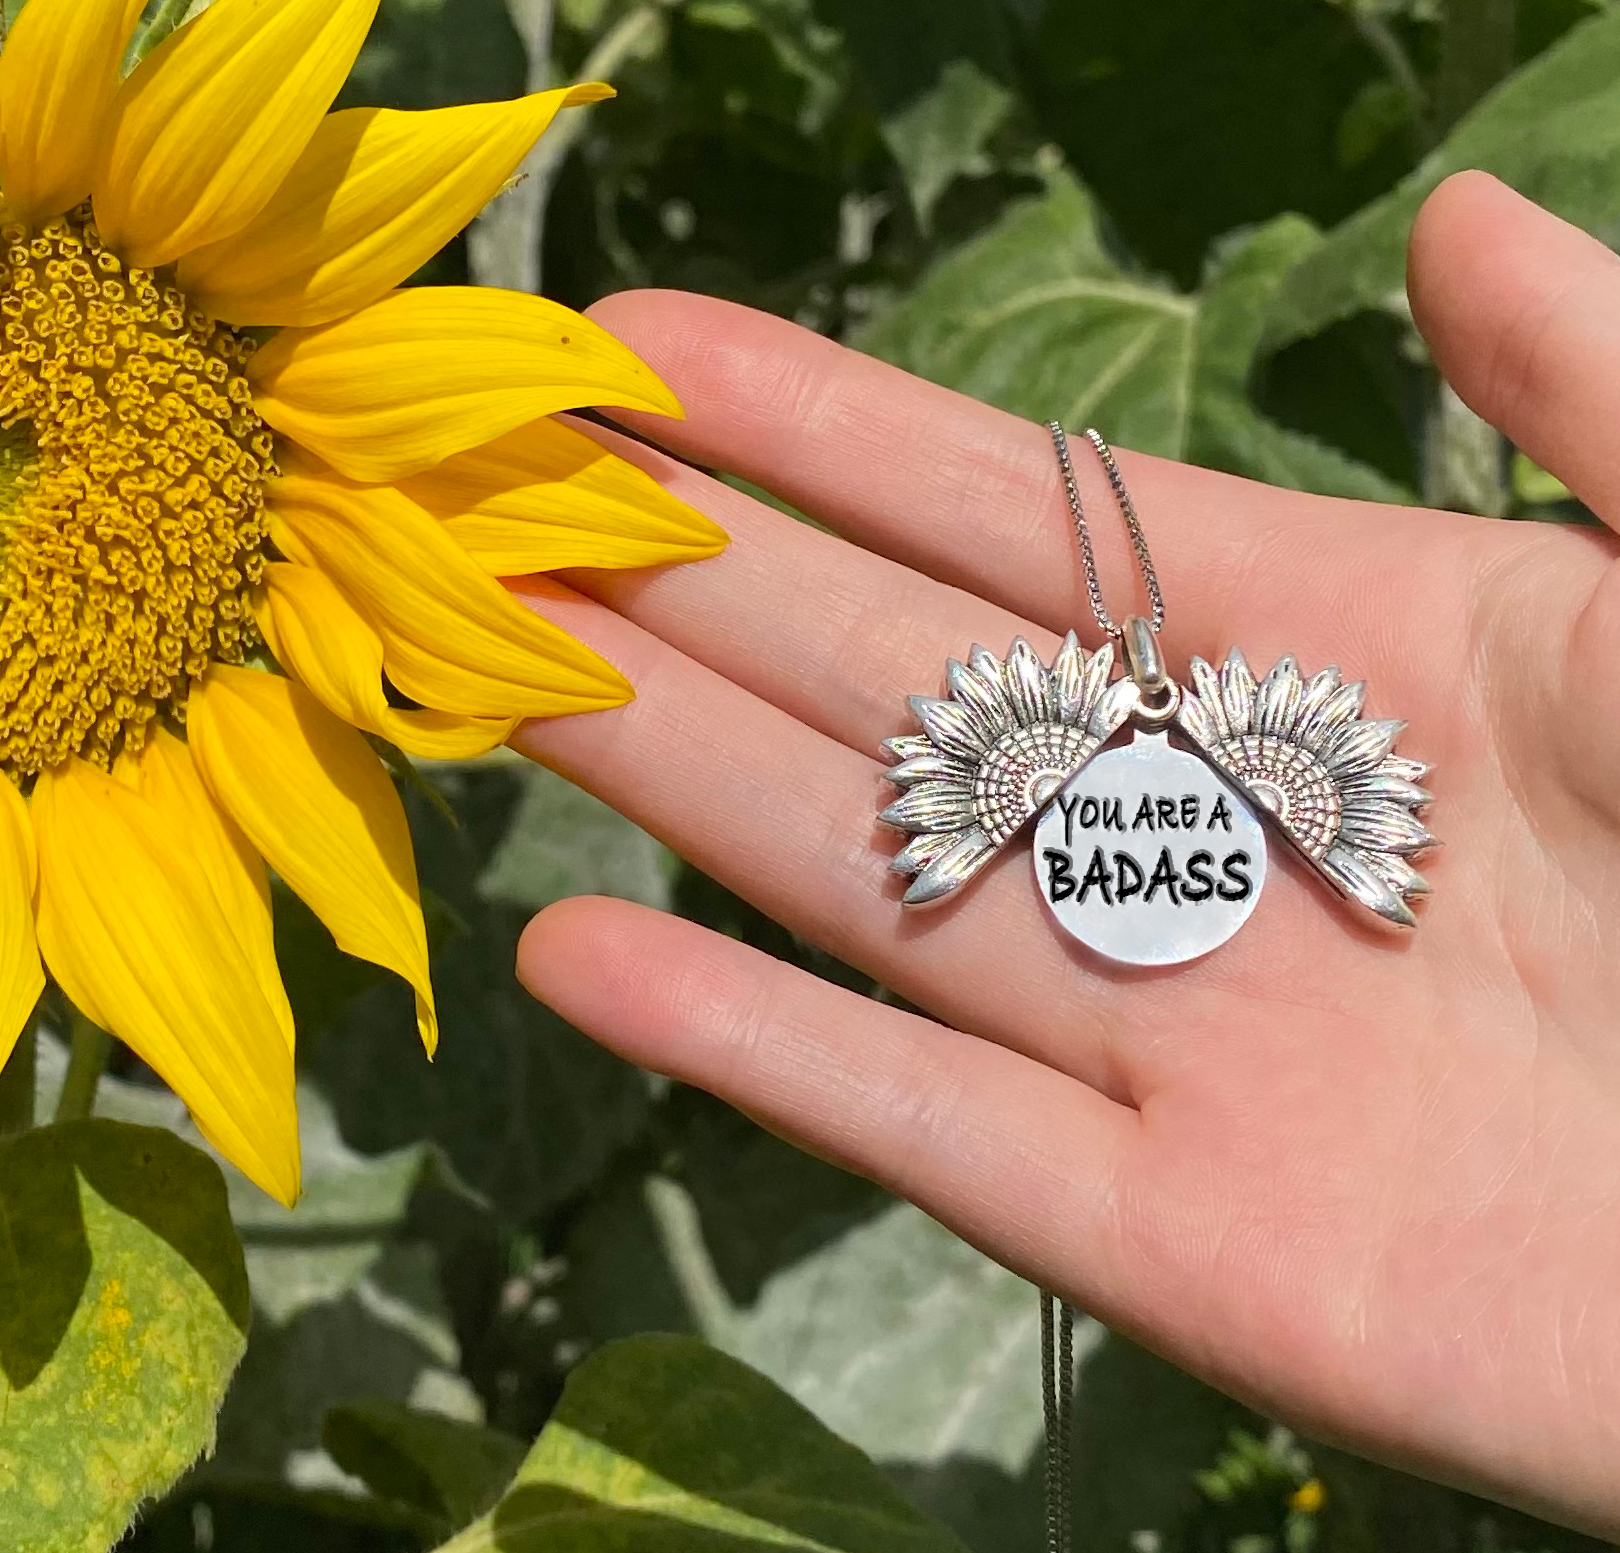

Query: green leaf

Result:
[228,1087,431,1327]
[208,1241,483,1495]
[816,0,1014,224]
[433,1335,970,1552]
[857,170,1411,500]
[477,764,675,916]
[308,767,655,1222]
[0,1120,250,1553]
[1267,9,1620,351]
[322,1403,526,1534]
[1018,0,1405,284]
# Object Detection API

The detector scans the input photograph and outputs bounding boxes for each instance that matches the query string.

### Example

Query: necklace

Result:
[879,424,1437,960]
[877,425,1438,1550]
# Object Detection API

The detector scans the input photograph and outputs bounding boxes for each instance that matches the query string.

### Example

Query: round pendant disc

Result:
[1032,731,1267,966]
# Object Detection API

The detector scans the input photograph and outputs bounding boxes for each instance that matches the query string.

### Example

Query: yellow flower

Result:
[1288,1478,1326,1515]
[0,0,725,1206]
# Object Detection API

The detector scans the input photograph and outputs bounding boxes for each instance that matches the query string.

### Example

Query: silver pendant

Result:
[1176,648,1436,929]
[878,626,1436,950]
[1032,730,1266,966]
[880,634,1136,907]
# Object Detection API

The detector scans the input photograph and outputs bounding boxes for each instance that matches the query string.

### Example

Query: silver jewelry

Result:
[877,422,1436,948]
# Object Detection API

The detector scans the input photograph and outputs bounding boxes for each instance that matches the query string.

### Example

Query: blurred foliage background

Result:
[86,0,1620,1548]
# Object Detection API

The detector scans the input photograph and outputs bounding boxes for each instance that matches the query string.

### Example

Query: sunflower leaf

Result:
[1264,8,1620,352]
[856,170,1412,503]
[431,1334,970,1553]
[0,1119,250,1553]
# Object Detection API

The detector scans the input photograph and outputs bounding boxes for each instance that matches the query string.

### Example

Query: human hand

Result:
[511,171,1620,1534]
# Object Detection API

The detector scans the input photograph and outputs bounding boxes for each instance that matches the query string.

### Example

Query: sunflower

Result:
[1177,649,1435,927]
[0,0,725,1206]
[880,635,1136,905]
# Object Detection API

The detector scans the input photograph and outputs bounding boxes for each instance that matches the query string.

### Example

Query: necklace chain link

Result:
[1039,1291,1075,1553]
[1047,421,1166,638]
[1038,423,1157,1552]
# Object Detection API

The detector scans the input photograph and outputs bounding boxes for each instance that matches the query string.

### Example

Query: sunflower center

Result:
[0,211,274,779]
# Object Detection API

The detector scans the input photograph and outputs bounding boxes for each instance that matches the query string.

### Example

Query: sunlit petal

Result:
[95,0,380,268]
[33,738,299,1206]
[256,563,517,760]
[268,465,633,719]
[401,418,727,576]
[247,288,682,483]
[0,0,145,224]
[0,780,42,1069]
[191,665,439,1054]
[179,85,611,328]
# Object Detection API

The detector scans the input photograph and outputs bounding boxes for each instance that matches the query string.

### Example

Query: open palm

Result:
[512,172,1620,1535]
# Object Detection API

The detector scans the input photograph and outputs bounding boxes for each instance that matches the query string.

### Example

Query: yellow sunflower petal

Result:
[140,726,292,1054]
[33,739,299,1205]
[0,779,43,1069]
[0,0,146,225]
[191,665,439,1055]
[400,418,728,576]
[94,0,381,269]
[256,563,517,760]
[247,288,682,483]
[178,84,612,329]
[268,466,634,719]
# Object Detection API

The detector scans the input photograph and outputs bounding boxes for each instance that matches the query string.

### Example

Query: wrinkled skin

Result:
[513,173,1620,1533]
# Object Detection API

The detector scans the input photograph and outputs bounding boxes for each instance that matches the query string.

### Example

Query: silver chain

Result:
[1038,423,1154,1547]
[1039,1291,1075,1553]
[1047,422,1165,637]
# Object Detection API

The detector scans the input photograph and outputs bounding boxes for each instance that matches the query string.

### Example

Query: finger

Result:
[583,289,1482,686]
[562,421,1057,758]
[510,575,1390,1106]
[517,894,1140,1298]
[1409,169,1620,526]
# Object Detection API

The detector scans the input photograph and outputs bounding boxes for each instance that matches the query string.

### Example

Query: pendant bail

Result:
[1123,614,1179,727]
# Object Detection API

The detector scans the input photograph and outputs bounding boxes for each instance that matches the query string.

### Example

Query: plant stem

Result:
[1352,12,1427,138]
[467,0,671,294]
[0,1019,35,1136]
[468,0,558,295]
[55,1011,111,1123]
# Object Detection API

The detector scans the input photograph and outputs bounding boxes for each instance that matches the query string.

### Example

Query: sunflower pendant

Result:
[879,633,1435,966]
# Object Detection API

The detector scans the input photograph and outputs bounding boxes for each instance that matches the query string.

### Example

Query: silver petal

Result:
[1050,631,1086,723]
[881,734,932,764]
[1292,664,1343,746]
[1074,639,1116,725]
[1087,676,1138,742]
[1187,656,1229,741]
[1177,690,1220,750]
[1322,844,1417,928]
[1377,753,1431,785]
[1253,656,1303,740]
[1306,681,1366,746]
[1337,798,1436,856]
[910,695,986,761]
[1340,770,1432,809]
[879,782,975,833]
[1321,717,1404,777]
[891,831,957,875]
[967,643,1002,683]
[884,752,974,787]
[1003,637,1055,728]
[945,658,1011,741]
[903,827,997,906]
[1363,850,1430,900]
[1220,648,1258,736]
